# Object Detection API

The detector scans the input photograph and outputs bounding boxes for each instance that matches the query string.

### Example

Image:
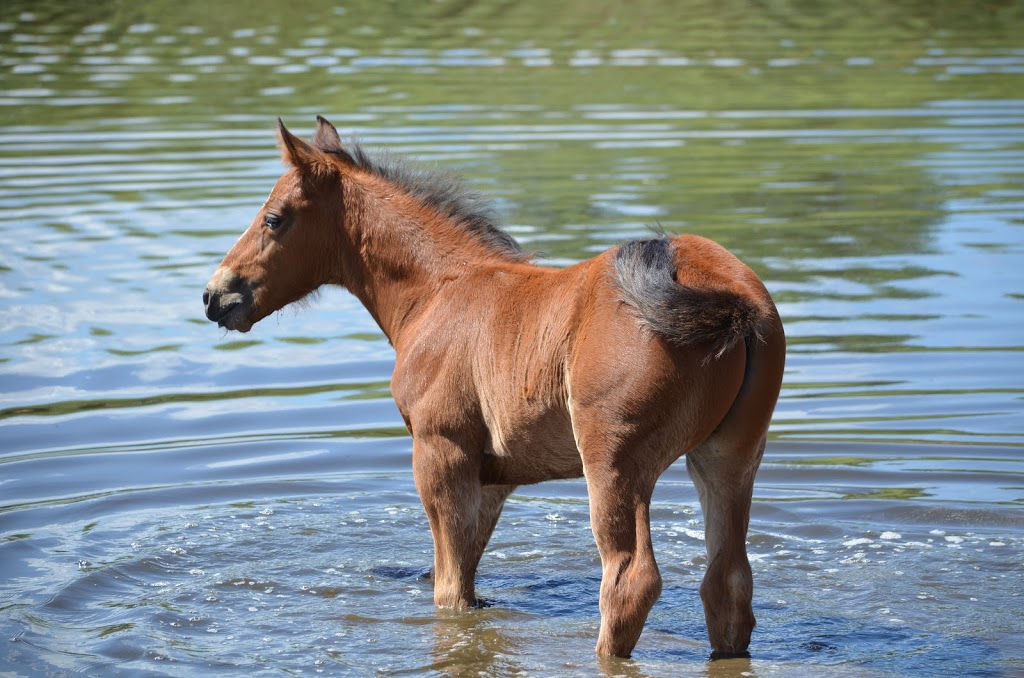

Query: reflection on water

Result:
[1,1,1023,676]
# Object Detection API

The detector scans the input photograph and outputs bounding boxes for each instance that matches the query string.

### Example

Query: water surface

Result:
[1,2,1023,676]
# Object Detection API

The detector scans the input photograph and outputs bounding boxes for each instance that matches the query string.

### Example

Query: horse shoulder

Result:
[390,296,482,438]
[390,264,565,439]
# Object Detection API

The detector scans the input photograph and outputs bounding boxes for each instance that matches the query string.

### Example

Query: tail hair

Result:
[612,236,767,359]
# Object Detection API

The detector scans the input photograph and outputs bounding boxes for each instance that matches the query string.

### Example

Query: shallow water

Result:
[2,2,1023,676]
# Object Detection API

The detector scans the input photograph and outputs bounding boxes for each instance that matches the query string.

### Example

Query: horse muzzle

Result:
[203,267,256,332]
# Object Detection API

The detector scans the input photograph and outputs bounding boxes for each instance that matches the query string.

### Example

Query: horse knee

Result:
[700,553,755,655]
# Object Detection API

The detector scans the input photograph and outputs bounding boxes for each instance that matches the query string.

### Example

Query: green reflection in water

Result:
[1,0,1020,326]
[96,623,135,639]
[337,386,393,402]
[342,332,388,341]
[770,457,877,467]
[3,0,1022,121]
[106,344,182,356]
[0,380,394,421]
[1,533,32,543]
[278,336,328,345]
[213,340,262,351]
[843,487,931,500]
[13,334,56,346]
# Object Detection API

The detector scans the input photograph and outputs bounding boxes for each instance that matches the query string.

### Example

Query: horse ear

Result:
[312,115,345,154]
[277,117,323,171]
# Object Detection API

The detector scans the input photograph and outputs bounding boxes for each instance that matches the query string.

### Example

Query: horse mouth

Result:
[209,302,253,332]
[214,302,244,330]
[208,300,237,323]
[204,296,252,332]
[204,268,256,332]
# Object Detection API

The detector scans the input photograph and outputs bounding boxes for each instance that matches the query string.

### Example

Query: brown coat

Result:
[204,117,786,658]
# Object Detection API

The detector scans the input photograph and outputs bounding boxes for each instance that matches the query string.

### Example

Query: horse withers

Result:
[203,116,785,659]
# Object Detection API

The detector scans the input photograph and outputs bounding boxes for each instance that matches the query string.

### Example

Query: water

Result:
[2,2,1023,675]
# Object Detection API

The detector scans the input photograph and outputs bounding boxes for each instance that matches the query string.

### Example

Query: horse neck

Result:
[337,172,499,345]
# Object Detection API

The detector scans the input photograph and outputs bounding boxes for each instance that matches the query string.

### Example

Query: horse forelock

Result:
[334,142,530,262]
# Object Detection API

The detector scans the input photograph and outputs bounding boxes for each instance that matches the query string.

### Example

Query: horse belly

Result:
[479,406,582,486]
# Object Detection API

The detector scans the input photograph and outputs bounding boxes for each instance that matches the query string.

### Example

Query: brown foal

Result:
[203,117,785,659]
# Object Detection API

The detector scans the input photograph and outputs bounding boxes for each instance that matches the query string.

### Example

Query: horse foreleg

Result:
[421,483,515,588]
[469,484,515,576]
[686,435,764,656]
[412,433,481,609]
[585,465,662,658]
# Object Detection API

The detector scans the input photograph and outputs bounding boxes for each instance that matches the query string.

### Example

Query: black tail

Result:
[612,237,767,359]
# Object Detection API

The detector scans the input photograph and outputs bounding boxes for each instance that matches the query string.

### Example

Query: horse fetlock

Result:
[596,603,651,659]
[700,560,755,655]
[434,595,477,610]
[708,612,755,656]
[595,630,639,658]
[596,557,662,657]
[433,581,476,610]
[701,597,755,654]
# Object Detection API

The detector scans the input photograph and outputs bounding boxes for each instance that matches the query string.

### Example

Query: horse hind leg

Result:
[584,460,662,658]
[686,435,763,656]
[688,315,783,656]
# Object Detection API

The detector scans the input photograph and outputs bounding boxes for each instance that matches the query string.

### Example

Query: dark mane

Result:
[329,142,531,262]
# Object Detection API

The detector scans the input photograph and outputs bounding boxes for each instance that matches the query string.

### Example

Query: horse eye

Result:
[264,213,282,230]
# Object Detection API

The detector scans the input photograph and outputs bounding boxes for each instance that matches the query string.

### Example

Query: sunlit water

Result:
[2,2,1023,676]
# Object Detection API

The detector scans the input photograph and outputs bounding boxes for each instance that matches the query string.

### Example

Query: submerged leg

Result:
[686,435,764,656]
[412,433,481,609]
[422,483,515,587]
[586,465,662,657]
